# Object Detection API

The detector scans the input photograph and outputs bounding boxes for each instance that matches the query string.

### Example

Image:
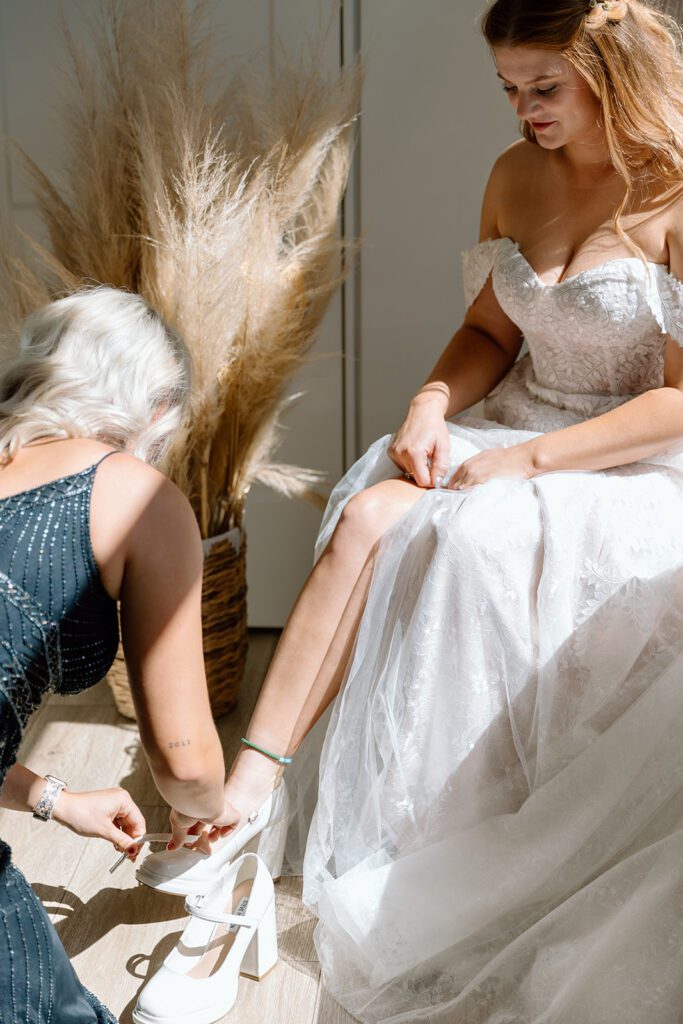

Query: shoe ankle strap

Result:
[109,831,200,874]
[185,893,259,929]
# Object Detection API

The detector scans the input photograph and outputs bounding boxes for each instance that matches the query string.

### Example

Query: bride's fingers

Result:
[430,437,450,489]
[206,824,234,842]
[408,450,431,488]
[191,831,213,855]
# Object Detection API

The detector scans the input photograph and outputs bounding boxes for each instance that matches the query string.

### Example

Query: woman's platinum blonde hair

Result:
[0,286,191,464]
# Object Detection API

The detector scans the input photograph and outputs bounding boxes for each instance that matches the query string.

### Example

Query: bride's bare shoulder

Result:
[481,140,539,239]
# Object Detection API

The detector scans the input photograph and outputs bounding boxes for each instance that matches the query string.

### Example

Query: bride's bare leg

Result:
[225,477,425,808]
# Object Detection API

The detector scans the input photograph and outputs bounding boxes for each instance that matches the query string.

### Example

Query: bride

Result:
[139,0,683,1020]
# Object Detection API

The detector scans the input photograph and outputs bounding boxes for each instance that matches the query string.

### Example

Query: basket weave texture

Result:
[107,528,247,720]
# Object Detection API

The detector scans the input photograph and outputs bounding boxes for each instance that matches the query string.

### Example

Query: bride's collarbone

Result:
[504,182,679,283]
[517,236,666,285]
[506,218,668,284]
[518,241,632,285]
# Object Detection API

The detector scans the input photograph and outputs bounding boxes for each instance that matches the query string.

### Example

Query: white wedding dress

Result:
[284,236,683,1024]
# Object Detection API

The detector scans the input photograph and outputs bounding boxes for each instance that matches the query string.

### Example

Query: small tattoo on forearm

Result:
[168,739,192,748]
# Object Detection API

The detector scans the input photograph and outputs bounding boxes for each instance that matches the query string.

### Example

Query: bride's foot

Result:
[214,748,285,839]
[135,749,290,896]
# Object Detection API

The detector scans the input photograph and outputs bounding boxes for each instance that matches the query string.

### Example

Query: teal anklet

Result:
[240,737,293,765]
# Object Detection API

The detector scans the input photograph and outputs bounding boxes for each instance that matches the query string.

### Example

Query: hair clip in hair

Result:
[587,0,622,17]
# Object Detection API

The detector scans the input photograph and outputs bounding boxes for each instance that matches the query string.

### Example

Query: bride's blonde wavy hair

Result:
[481,0,683,256]
[0,287,191,464]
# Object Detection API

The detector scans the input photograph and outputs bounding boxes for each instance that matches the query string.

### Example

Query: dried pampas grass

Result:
[6,0,360,536]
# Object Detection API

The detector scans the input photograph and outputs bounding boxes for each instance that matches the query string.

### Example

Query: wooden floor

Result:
[0,630,355,1024]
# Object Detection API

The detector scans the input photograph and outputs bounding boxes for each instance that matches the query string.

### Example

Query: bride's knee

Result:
[332,488,395,552]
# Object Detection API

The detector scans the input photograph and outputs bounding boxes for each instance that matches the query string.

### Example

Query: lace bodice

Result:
[462,236,683,431]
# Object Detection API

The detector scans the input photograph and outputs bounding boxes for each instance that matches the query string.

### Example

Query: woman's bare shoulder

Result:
[490,139,539,181]
[89,451,201,602]
[93,452,198,544]
[481,140,539,239]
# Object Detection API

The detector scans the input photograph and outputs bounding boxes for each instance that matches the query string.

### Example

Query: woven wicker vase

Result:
[107,526,247,720]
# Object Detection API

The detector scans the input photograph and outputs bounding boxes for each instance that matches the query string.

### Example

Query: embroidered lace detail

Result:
[460,237,683,432]
[645,268,683,346]
[461,237,517,309]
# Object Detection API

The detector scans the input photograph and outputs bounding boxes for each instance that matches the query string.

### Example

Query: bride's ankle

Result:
[226,749,285,810]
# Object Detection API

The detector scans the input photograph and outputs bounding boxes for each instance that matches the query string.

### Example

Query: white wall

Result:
[357,2,517,447]
[0,0,518,624]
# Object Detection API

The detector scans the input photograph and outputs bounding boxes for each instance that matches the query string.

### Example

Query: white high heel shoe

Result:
[132,852,277,1024]
[134,780,289,896]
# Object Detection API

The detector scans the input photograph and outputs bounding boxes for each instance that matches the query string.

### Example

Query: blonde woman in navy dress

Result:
[0,288,226,1022]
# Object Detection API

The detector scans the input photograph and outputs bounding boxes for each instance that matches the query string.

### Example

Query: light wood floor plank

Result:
[0,629,350,1023]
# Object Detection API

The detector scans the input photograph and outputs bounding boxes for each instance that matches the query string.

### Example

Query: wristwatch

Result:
[32,774,68,821]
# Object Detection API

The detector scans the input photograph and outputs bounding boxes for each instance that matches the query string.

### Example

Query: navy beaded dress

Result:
[0,453,121,1023]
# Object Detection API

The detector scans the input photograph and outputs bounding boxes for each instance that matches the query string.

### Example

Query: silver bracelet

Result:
[32,774,68,821]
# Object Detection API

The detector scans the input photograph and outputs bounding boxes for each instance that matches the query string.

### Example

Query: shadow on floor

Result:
[33,881,186,957]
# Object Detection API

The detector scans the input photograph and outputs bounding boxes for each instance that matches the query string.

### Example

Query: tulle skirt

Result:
[284,415,683,1024]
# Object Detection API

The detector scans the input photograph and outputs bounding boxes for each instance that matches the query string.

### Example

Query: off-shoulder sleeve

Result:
[461,237,515,309]
[645,266,683,347]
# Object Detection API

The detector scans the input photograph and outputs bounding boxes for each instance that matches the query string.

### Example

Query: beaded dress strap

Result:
[0,449,122,511]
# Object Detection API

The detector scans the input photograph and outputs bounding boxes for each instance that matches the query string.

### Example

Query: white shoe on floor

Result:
[132,851,278,1024]
[134,782,289,896]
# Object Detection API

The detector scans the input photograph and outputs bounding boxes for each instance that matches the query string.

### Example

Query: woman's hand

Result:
[448,442,537,490]
[166,791,241,852]
[388,390,451,488]
[52,787,146,862]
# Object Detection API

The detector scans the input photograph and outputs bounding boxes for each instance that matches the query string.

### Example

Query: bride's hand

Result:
[388,391,451,488]
[166,791,242,851]
[448,442,537,490]
[52,787,147,862]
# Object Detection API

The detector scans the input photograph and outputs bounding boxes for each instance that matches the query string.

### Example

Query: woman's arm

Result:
[0,762,51,812]
[449,370,683,489]
[0,762,147,858]
[529,374,683,474]
[416,290,524,420]
[112,466,226,823]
